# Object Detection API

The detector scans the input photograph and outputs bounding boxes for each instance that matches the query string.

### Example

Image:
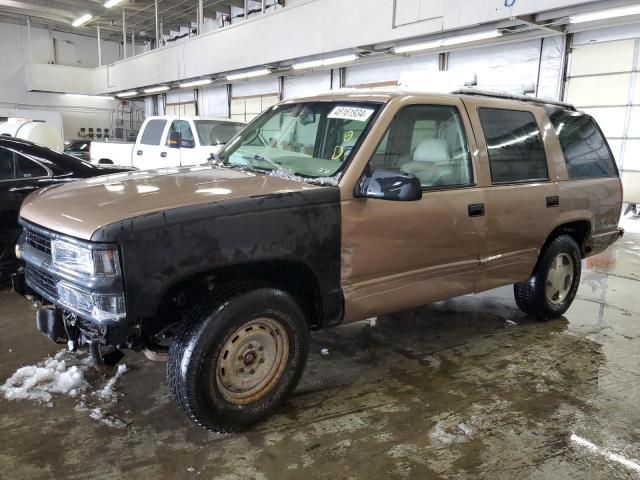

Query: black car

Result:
[0,136,134,283]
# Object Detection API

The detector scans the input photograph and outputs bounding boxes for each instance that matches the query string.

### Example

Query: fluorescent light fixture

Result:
[441,30,502,46]
[179,78,213,88]
[72,14,92,27]
[144,86,170,93]
[226,68,270,81]
[293,54,358,70]
[116,90,138,97]
[65,93,115,100]
[394,29,502,54]
[569,4,640,23]
[104,0,124,8]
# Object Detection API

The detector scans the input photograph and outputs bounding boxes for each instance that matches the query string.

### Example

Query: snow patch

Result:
[430,419,475,445]
[1,350,129,429]
[0,351,89,402]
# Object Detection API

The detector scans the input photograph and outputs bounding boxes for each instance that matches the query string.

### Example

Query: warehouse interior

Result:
[0,0,640,478]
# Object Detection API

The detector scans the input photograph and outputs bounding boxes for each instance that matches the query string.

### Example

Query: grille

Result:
[25,228,52,256]
[26,266,57,301]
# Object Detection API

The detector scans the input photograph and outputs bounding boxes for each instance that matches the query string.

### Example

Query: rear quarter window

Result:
[478,108,548,184]
[546,109,617,179]
[140,119,167,145]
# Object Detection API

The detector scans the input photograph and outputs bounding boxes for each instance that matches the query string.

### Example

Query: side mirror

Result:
[356,169,422,201]
[168,131,181,149]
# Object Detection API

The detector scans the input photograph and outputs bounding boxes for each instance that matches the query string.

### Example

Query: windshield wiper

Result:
[241,154,299,181]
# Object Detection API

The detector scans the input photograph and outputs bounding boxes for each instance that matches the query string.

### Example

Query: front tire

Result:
[514,234,581,319]
[167,286,309,432]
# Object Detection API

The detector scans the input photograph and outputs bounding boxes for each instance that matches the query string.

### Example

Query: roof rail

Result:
[452,88,576,111]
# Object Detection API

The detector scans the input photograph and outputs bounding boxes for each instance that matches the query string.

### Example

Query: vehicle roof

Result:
[145,115,244,123]
[284,88,576,111]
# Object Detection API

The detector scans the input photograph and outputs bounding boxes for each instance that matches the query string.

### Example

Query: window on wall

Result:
[230,94,279,123]
[369,104,473,188]
[547,109,617,179]
[165,102,197,117]
[478,108,548,184]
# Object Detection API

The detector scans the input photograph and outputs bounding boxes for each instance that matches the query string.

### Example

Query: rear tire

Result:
[167,286,309,432]
[514,234,581,320]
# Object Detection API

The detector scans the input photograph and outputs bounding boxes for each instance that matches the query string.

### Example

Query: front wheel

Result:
[514,234,582,319]
[167,286,309,432]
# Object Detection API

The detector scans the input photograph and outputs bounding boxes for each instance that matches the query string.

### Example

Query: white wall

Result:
[94,0,600,94]
[0,20,119,140]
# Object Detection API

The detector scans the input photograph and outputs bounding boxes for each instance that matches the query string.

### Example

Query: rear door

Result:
[135,118,168,170]
[463,99,560,291]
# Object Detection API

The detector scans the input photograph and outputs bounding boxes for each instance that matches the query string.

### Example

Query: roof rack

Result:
[452,88,576,111]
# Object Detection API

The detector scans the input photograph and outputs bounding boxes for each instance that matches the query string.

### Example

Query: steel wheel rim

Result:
[215,317,289,405]
[546,253,575,304]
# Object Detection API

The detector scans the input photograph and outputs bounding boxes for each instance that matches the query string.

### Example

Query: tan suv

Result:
[14,89,623,431]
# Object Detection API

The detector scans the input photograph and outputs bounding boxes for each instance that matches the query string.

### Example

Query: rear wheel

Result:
[514,234,581,319]
[167,286,309,432]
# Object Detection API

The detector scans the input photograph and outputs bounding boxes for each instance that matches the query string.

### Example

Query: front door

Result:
[341,100,485,323]
[165,119,199,167]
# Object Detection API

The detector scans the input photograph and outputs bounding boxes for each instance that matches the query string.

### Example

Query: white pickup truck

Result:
[90,116,245,169]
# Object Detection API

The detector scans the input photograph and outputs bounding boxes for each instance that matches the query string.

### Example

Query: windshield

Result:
[218,101,381,180]
[195,120,244,146]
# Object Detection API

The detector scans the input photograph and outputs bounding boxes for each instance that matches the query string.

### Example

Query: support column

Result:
[198,0,204,34]
[26,16,32,63]
[155,0,159,48]
[122,8,127,58]
[131,30,135,56]
[97,25,102,66]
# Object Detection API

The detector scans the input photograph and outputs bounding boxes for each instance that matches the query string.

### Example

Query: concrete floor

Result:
[1,217,639,480]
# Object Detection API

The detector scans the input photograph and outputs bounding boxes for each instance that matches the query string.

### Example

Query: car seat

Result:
[401,138,449,186]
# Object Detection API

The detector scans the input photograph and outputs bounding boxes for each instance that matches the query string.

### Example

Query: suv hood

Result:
[20,165,324,240]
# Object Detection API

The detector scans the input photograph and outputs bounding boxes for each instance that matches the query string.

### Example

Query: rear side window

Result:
[547,109,617,179]
[479,108,548,184]
[15,154,48,178]
[140,119,167,145]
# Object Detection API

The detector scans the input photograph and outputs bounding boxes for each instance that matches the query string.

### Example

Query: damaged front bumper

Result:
[15,223,133,347]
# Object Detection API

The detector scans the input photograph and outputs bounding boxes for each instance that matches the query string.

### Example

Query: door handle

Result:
[9,186,37,193]
[160,152,167,158]
[546,195,559,208]
[136,150,143,156]
[468,203,485,217]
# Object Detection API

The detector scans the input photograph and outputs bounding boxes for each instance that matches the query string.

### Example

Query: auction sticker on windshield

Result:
[328,106,375,122]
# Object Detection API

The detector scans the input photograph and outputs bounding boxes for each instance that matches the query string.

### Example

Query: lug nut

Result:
[248,344,254,349]
[238,355,243,361]
[259,358,265,364]
[250,369,255,374]
[258,346,263,351]
[239,368,245,373]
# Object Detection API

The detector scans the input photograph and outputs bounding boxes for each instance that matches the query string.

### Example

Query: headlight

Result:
[57,281,126,322]
[51,240,120,276]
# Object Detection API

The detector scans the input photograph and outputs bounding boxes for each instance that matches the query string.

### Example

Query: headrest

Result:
[413,138,450,163]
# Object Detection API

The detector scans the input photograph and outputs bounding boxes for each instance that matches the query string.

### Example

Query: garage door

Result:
[565,38,640,202]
